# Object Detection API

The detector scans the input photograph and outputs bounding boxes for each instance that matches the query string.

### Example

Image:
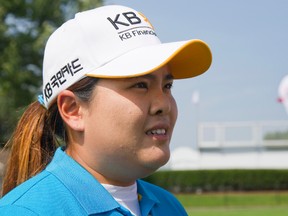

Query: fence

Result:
[198,121,288,150]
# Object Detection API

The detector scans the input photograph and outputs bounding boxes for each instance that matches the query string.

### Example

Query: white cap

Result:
[42,5,212,108]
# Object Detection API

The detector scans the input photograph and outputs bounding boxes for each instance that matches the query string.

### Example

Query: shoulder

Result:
[0,171,52,214]
[0,170,80,215]
[0,171,51,205]
[0,205,38,216]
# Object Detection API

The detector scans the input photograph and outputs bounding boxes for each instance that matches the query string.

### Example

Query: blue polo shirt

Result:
[0,148,187,216]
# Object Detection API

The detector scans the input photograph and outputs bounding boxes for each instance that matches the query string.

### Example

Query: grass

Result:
[185,206,288,216]
[175,192,288,216]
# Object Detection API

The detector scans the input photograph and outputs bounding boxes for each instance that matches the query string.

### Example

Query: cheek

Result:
[109,97,146,125]
[86,96,146,140]
[171,97,178,125]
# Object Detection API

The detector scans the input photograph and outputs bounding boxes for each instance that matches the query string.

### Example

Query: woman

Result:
[0,5,212,216]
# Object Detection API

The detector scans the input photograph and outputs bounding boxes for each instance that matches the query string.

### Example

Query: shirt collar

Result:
[46,147,160,216]
[46,147,120,215]
[137,180,160,216]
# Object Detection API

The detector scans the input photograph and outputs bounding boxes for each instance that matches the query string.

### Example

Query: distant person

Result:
[0,5,212,215]
[278,75,288,114]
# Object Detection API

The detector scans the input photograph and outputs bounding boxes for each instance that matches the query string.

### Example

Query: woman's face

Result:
[72,66,177,185]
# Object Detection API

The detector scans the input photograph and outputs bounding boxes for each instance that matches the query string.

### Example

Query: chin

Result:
[140,161,168,180]
[136,145,170,173]
[146,151,170,171]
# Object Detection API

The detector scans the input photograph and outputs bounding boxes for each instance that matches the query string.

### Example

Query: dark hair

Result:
[1,77,98,196]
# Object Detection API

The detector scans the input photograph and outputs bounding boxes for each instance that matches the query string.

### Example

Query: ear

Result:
[57,90,85,131]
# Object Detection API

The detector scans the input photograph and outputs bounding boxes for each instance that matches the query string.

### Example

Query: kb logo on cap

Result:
[107,12,142,30]
[107,11,156,41]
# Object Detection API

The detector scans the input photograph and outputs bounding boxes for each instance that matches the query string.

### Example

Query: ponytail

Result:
[1,102,62,196]
[1,77,98,196]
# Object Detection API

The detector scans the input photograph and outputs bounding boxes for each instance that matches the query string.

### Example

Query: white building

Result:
[168,121,288,170]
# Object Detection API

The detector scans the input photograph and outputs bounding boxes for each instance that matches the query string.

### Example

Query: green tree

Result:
[0,0,103,146]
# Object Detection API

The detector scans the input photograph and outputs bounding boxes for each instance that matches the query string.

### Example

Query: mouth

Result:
[146,128,167,135]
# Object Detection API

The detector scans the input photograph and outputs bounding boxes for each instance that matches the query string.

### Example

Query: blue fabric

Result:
[0,147,187,216]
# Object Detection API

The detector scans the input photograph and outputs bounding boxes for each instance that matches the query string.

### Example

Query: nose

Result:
[149,90,172,116]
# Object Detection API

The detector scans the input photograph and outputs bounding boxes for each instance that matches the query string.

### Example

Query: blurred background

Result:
[1,0,288,215]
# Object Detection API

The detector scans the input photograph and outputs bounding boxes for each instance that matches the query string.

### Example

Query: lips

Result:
[145,122,170,136]
[145,123,171,143]
[146,129,166,135]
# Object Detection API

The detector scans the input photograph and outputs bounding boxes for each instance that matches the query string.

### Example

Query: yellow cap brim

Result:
[86,39,212,79]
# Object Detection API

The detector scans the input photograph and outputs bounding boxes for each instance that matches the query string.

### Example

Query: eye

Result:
[134,82,148,89]
[165,82,173,90]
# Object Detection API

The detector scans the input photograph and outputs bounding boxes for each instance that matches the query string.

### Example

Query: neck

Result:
[65,146,135,186]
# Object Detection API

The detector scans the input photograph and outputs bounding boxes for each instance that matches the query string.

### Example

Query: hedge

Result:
[142,169,288,193]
